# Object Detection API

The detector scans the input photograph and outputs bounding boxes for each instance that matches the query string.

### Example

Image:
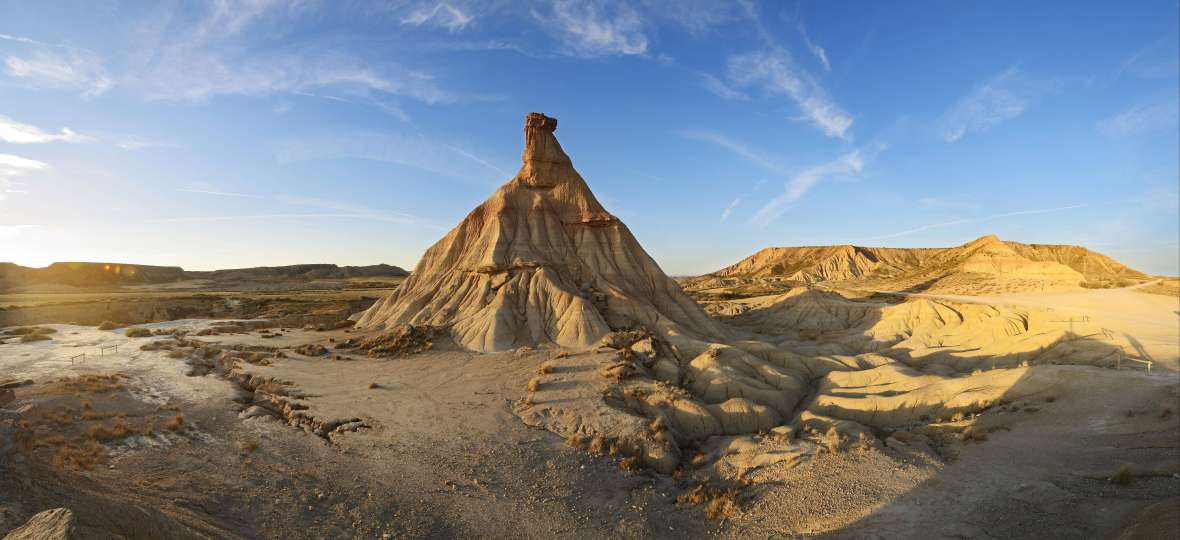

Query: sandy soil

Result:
[846,283,1180,370]
[0,322,715,538]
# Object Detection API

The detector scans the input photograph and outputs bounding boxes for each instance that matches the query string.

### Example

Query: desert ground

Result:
[2,114,1177,539]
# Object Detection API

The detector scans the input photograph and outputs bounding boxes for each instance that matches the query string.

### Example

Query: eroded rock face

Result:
[3,508,76,540]
[356,113,724,352]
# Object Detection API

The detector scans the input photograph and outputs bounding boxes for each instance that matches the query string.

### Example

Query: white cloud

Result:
[1097,99,1180,138]
[726,50,853,140]
[445,145,509,177]
[4,50,112,97]
[0,224,36,238]
[0,153,49,174]
[868,204,1086,241]
[0,153,47,202]
[750,150,867,227]
[273,132,497,185]
[720,197,741,221]
[941,67,1057,143]
[116,138,178,151]
[697,72,747,101]
[795,23,830,72]
[402,2,474,32]
[0,115,91,144]
[539,0,648,57]
[679,130,785,174]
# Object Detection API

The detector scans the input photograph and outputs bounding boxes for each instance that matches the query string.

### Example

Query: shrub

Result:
[1110,464,1133,485]
[537,363,554,375]
[97,321,123,330]
[526,378,541,392]
[819,427,843,454]
[161,414,185,432]
[124,327,152,338]
[20,333,51,343]
[961,426,988,442]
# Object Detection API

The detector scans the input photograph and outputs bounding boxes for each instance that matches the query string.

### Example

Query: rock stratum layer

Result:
[356,113,723,352]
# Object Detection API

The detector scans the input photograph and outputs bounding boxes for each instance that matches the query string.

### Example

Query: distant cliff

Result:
[0,262,408,290]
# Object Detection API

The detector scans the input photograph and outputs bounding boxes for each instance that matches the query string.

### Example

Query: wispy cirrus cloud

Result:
[536,0,648,57]
[0,115,91,144]
[401,2,474,32]
[751,148,873,227]
[696,72,747,101]
[1097,98,1180,138]
[277,194,446,229]
[940,67,1058,143]
[726,49,853,140]
[445,144,509,177]
[0,153,48,202]
[868,203,1086,241]
[679,130,785,174]
[0,33,112,97]
[720,197,741,222]
[273,131,500,186]
[795,22,830,72]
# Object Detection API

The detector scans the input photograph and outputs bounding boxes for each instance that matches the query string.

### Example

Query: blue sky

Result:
[1,1,1177,275]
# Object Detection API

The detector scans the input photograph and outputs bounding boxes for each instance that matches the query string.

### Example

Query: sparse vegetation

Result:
[161,414,186,432]
[537,363,554,375]
[97,320,124,330]
[20,332,52,342]
[1110,464,1133,485]
[677,483,743,521]
[961,425,988,442]
[124,327,152,337]
[526,377,541,392]
[819,427,843,454]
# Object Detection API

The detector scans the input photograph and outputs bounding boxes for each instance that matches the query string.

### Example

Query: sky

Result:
[0,0,1177,276]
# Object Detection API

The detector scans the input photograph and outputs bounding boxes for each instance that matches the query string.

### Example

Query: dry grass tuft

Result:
[950,412,965,422]
[239,440,259,453]
[20,333,52,342]
[537,363,554,375]
[961,425,988,442]
[53,440,105,470]
[588,435,606,455]
[161,414,186,432]
[566,434,585,449]
[1110,464,1133,485]
[124,327,152,338]
[85,420,135,442]
[819,427,843,454]
[97,321,123,330]
[619,457,639,471]
[59,374,125,394]
[648,415,666,434]
[526,377,541,392]
[677,484,742,521]
[368,382,381,389]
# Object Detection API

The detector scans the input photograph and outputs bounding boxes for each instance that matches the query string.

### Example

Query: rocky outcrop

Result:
[2,508,76,540]
[356,113,725,352]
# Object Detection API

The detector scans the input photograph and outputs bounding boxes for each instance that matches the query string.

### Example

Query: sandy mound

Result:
[356,113,723,352]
